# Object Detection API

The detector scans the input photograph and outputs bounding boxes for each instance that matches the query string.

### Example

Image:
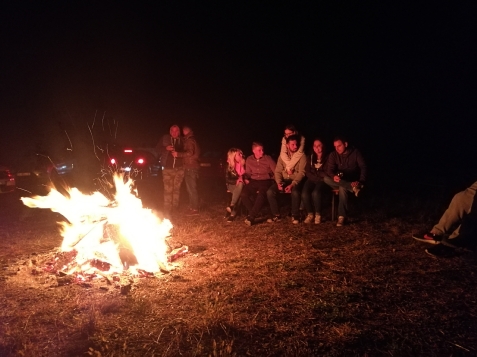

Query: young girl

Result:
[225,148,246,221]
[301,139,327,224]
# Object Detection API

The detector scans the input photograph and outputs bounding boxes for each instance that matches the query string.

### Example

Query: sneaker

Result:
[267,215,281,223]
[412,232,442,245]
[314,215,321,224]
[304,213,314,224]
[186,209,200,216]
[244,216,254,226]
[226,215,235,222]
[425,244,458,258]
[292,216,300,224]
[336,216,345,227]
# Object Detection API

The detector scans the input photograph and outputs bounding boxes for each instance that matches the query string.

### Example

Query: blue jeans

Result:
[301,180,325,215]
[227,182,244,207]
[324,176,353,217]
[184,168,199,210]
[267,181,301,217]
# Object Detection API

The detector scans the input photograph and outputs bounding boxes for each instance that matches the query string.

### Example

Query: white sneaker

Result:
[292,217,300,224]
[314,215,321,224]
[336,216,345,227]
[304,213,314,224]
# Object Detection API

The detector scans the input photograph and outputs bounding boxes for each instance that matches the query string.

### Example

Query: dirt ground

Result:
[1,177,476,356]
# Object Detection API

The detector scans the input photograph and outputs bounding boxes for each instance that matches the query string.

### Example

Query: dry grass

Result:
[1,183,477,356]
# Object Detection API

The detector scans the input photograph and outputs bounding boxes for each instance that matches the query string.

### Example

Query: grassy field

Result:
[0,178,476,356]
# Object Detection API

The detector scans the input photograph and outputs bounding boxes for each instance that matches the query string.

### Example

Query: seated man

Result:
[241,142,276,226]
[267,134,306,224]
[324,136,367,226]
[413,181,477,254]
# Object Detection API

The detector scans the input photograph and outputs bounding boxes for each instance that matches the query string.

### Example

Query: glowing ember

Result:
[21,175,174,275]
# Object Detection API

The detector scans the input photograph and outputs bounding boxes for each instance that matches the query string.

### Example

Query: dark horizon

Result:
[1,3,476,187]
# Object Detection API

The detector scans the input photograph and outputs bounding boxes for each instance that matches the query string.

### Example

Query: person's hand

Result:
[171,151,178,158]
[333,175,341,183]
[244,179,250,185]
[284,184,293,193]
[351,181,360,187]
[277,183,284,191]
[166,145,174,151]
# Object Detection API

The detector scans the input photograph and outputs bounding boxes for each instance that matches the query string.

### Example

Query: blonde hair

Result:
[226,148,245,170]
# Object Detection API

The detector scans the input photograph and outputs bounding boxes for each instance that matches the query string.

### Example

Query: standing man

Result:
[157,125,184,217]
[324,136,367,226]
[267,134,307,224]
[241,142,276,226]
[172,125,200,215]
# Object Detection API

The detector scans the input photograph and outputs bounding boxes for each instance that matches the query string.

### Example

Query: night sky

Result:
[1,3,476,186]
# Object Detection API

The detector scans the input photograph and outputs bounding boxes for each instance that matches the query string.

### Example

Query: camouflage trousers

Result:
[162,168,185,213]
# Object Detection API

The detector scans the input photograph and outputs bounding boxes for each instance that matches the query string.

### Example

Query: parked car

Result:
[0,166,16,193]
[107,146,161,181]
[199,151,225,180]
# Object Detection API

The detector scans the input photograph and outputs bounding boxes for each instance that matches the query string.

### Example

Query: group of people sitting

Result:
[225,125,367,226]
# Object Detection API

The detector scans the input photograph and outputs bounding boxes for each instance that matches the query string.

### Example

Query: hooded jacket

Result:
[325,146,367,183]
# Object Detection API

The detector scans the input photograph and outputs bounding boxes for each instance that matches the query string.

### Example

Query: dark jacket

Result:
[226,168,241,185]
[305,152,327,183]
[157,135,184,169]
[325,147,367,183]
[175,131,200,169]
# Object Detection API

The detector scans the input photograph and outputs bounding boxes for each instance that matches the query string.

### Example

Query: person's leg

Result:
[184,168,199,210]
[312,181,325,215]
[241,182,256,214]
[267,183,280,217]
[162,169,173,213]
[433,185,476,237]
[301,179,314,214]
[230,182,244,207]
[171,168,185,211]
[252,180,272,217]
[291,183,301,218]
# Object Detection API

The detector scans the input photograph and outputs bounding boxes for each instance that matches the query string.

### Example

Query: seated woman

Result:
[301,138,327,224]
[225,148,245,222]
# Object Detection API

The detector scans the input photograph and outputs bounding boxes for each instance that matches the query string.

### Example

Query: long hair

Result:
[226,148,245,171]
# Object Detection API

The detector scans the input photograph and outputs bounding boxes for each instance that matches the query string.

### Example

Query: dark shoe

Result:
[267,215,281,223]
[425,244,459,258]
[244,216,254,226]
[226,215,235,222]
[412,232,442,245]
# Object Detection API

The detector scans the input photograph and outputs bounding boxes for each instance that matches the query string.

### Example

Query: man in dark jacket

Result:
[157,125,184,216]
[172,125,200,215]
[324,136,367,226]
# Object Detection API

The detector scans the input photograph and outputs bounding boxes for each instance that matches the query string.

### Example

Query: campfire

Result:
[21,174,187,287]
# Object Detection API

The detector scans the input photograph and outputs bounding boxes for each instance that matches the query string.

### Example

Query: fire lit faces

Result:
[287,139,298,154]
[313,140,323,155]
[284,129,295,138]
[170,125,181,138]
[234,151,243,163]
[252,145,264,159]
[334,140,348,155]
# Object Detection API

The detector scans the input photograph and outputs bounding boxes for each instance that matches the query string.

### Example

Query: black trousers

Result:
[240,179,273,218]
